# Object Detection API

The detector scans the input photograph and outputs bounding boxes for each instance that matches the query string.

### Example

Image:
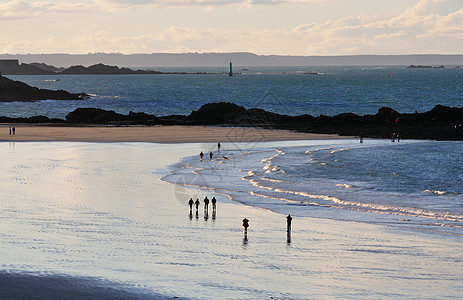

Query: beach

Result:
[0,124,349,143]
[0,128,462,299]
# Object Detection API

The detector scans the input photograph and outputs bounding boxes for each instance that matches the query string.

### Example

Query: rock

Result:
[65,108,158,124]
[0,75,85,102]
[187,102,246,124]
[65,108,127,123]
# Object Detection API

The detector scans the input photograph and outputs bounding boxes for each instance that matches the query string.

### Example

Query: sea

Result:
[1,66,463,298]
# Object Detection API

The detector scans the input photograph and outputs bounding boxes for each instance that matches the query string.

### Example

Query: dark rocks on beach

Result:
[61,102,463,141]
[2,99,463,140]
[0,75,86,102]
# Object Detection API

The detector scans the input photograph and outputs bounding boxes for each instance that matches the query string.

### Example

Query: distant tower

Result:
[228,61,233,77]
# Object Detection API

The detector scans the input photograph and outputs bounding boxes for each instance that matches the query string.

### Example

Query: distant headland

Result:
[1,53,462,68]
[0,60,215,75]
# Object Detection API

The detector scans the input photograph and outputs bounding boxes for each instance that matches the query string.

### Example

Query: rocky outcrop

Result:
[60,102,463,140]
[0,61,211,75]
[0,75,86,102]
[3,101,463,140]
[65,108,158,124]
[59,63,164,75]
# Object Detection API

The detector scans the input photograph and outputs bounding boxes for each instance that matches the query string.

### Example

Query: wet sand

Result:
[0,141,461,299]
[0,124,352,143]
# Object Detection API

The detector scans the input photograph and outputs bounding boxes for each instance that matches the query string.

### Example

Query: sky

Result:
[0,0,462,55]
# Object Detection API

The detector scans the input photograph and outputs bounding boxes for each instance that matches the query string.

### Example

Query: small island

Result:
[0,59,214,75]
[407,64,446,69]
[0,73,86,102]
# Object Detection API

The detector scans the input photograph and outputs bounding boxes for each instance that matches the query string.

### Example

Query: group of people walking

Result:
[199,142,221,161]
[188,196,217,218]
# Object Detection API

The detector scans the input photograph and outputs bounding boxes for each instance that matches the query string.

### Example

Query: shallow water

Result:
[1,141,462,299]
[164,139,463,235]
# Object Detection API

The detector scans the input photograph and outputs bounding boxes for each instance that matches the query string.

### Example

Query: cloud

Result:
[1,0,462,55]
[0,0,91,19]
[292,0,463,54]
[94,0,329,9]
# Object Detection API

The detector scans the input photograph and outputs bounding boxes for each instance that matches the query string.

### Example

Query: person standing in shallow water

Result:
[200,151,204,161]
[242,218,249,234]
[209,152,213,161]
[217,142,221,151]
[286,214,292,233]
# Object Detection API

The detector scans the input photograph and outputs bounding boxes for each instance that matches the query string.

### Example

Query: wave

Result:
[423,189,456,196]
[336,183,355,189]
[244,178,463,224]
[162,142,463,234]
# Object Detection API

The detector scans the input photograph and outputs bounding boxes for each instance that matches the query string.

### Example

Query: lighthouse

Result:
[228,61,233,77]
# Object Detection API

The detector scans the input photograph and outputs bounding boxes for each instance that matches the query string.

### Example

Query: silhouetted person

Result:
[286,214,293,243]
[188,197,194,214]
[195,198,200,214]
[286,214,292,233]
[9,127,11,135]
[218,142,221,151]
[200,151,204,161]
[12,127,15,135]
[242,218,249,235]
[204,196,210,213]
[211,196,217,212]
[209,152,213,161]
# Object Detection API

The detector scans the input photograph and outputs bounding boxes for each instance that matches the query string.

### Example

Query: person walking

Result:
[204,196,210,214]
[188,198,194,214]
[195,198,200,214]
[211,196,217,212]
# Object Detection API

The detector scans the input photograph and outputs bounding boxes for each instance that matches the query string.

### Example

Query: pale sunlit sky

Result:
[0,0,462,55]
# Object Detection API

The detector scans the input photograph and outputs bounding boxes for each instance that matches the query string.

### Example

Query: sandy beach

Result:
[0,124,351,143]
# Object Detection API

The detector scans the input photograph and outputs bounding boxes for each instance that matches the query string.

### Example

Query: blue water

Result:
[3,66,463,234]
[164,139,463,236]
[3,66,463,119]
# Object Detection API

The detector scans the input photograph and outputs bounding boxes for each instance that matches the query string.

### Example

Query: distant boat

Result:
[303,71,319,75]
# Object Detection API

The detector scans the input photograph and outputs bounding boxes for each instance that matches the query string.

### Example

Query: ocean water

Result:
[1,141,462,299]
[163,139,463,236]
[3,66,463,119]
